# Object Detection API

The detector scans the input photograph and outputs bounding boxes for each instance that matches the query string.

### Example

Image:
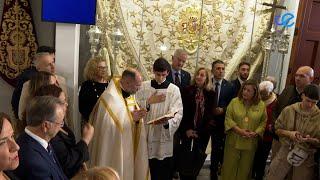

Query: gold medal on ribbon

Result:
[244,116,249,122]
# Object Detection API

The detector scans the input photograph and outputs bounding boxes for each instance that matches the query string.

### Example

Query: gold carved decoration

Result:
[177,5,207,54]
[95,0,273,79]
[0,0,37,84]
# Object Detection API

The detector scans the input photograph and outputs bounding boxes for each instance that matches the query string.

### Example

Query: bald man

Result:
[273,66,315,120]
[89,68,150,180]
[271,66,318,160]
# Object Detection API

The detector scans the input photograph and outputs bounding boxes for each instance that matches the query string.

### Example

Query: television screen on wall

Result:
[42,0,97,25]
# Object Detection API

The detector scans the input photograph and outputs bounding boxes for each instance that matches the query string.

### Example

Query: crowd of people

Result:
[0,46,319,180]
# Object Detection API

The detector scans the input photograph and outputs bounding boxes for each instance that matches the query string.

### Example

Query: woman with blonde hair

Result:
[72,167,120,180]
[178,67,215,180]
[79,57,110,121]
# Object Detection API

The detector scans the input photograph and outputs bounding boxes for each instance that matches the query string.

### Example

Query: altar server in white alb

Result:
[88,68,150,180]
[136,57,183,180]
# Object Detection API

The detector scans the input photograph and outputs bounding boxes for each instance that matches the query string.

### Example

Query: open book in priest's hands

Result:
[146,111,178,125]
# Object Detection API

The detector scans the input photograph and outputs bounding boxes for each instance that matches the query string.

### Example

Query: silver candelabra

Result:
[111,21,124,76]
[87,25,103,58]
[262,26,290,90]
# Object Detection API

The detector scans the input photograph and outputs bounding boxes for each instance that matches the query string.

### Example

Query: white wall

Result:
[30,0,55,47]
[266,0,300,93]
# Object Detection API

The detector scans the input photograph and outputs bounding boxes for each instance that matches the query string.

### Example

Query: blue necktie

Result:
[175,72,181,87]
[47,143,56,164]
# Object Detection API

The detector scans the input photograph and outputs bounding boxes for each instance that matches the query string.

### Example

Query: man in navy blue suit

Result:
[167,49,191,179]
[14,96,68,180]
[210,60,235,180]
[167,49,191,89]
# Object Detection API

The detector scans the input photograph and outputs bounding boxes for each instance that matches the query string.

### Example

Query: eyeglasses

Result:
[97,66,107,70]
[49,120,64,127]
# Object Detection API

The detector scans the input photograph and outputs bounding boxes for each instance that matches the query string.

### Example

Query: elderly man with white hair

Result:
[252,80,277,180]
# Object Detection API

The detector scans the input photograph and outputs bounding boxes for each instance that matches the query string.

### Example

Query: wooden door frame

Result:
[286,0,307,85]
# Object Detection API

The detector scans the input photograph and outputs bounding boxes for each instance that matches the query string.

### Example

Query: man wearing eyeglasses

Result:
[271,66,319,153]
[273,66,316,119]
[13,96,68,180]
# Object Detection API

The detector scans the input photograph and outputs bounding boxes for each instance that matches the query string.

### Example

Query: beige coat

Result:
[267,102,320,180]
[275,102,320,151]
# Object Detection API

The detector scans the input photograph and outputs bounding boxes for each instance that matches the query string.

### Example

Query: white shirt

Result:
[25,128,48,151]
[238,76,245,85]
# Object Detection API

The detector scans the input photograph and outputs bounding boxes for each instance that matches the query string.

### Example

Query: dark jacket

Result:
[50,125,89,178]
[14,132,68,180]
[79,80,108,121]
[231,78,241,97]
[213,79,235,133]
[167,69,191,89]
[11,67,37,119]
[4,170,21,180]
[180,85,215,147]
[272,85,301,121]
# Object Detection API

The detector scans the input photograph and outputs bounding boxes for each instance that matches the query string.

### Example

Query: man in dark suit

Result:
[210,60,235,180]
[271,66,320,168]
[167,49,191,89]
[14,96,68,180]
[11,46,55,119]
[273,66,316,120]
[166,49,191,179]
[231,62,250,97]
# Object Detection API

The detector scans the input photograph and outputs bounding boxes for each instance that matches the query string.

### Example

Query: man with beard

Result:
[231,62,250,96]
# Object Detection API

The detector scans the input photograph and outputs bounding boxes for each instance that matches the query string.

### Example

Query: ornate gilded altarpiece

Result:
[95,0,273,79]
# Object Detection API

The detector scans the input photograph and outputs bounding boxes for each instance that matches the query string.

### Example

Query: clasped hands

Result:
[288,131,319,144]
[131,109,147,122]
[186,129,198,138]
[213,107,224,115]
[237,128,258,138]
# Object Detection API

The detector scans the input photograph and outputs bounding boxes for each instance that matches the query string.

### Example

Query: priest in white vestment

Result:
[136,58,183,180]
[89,68,150,180]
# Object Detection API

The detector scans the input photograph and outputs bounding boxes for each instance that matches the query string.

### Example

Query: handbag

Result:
[286,112,308,166]
[287,145,308,166]
[177,138,207,176]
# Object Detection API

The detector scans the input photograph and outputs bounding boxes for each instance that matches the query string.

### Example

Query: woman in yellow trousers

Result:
[221,80,267,180]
